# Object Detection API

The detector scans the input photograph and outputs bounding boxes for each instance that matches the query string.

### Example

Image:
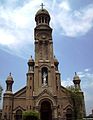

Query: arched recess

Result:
[40,99,52,120]
[36,96,57,120]
[41,67,48,86]
[66,108,73,120]
[36,95,56,107]
[15,109,22,120]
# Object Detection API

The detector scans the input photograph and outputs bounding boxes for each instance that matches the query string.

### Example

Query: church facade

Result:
[2,7,85,120]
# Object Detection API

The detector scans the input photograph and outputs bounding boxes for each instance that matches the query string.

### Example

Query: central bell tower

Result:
[34,7,53,61]
[33,6,60,96]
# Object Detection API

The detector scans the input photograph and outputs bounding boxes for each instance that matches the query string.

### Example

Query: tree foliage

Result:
[0,84,3,100]
[66,85,83,120]
[66,85,75,92]
[22,110,39,120]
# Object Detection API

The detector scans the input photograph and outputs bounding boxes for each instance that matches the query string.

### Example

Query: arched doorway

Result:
[40,101,52,120]
[66,108,72,120]
[15,109,22,120]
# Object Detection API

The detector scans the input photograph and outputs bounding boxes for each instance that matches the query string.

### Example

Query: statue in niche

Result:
[42,71,47,86]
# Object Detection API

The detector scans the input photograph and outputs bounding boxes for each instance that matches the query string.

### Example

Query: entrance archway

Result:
[15,109,22,120]
[40,101,52,120]
[66,108,72,120]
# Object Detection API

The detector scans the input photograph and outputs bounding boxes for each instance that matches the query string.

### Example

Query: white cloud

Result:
[77,69,93,91]
[62,77,73,87]
[0,29,16,45]
[0,0,43,58]
[59,1,71,11]
[52,1,93,37]
[78,69,93,114]
[84,68,90,72]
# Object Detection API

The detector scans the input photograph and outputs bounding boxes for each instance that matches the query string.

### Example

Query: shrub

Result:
[22,110,39,120]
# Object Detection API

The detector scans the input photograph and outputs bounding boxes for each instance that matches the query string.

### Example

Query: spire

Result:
[31,55,32,59]
[6,72,13,81]
[27,55,34,72]
[54,55,59,71]
[5,73,14,93]
[28,55,34,65]
[73,72,81,91]
[35,4,50,26]
[75,72,77,75]
[73,72,80,81]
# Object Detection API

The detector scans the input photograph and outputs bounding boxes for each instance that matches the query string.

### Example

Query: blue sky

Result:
[0,0,93,115]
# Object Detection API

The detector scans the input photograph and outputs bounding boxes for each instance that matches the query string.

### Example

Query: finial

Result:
[75,72,77,75]
[9,72,11,76]
[40,3,45,10]
[31,55,32,59]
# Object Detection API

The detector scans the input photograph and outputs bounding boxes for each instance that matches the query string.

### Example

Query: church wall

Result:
[13,97,26,110]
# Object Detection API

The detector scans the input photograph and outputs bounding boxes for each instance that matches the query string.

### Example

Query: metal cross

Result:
[40,3,45,10]
[9,72,11,76]
[75,72,77,75]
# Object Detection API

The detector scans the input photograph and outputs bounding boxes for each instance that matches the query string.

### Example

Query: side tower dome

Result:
[73,72,81,90]
[6,73,14,93]
[27,56,34,72]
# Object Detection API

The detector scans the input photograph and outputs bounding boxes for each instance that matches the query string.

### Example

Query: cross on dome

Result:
[40,3,45,10]
[9,72,11,76]
[75,72,77,75]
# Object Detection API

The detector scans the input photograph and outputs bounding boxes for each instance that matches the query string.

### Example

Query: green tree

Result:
[0,84,3,101]
[22,110,39,120]
[66,85,83,120]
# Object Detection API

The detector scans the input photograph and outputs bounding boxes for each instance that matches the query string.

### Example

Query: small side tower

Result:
[73,72,86,119]
[2,73,14,120]
[54,56,61,91]
[5,73,14,93]
[26,56,34,111]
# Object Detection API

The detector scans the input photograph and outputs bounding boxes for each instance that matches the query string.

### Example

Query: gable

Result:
[60,85,71,95]
[14,86,26,98]
[63,104,73,111]
[34,89,57,107]
[13,105,25,112]
[37,89,56,98]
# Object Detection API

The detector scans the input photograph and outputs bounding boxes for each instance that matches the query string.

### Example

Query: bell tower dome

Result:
[35,7,50,26]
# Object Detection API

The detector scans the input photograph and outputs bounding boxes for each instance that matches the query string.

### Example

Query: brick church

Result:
[2,5,86,120]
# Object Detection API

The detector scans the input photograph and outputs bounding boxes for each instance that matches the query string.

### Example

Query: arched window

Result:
[39,17,41,23]
[45,17,47,23]
[42,67,48,86]
[42,16,44,23]
[15,109,22,120]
